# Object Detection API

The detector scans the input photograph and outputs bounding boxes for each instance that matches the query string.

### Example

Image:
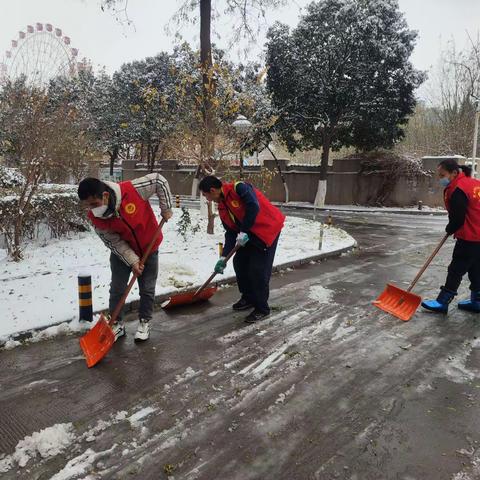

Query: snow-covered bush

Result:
[176,207,201,240]
[0,165,25,188]
[0,187,88,259]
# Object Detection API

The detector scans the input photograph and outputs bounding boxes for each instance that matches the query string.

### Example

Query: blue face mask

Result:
[440,177,451,187]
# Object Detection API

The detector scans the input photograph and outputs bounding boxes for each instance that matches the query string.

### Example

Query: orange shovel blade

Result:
[161,286,218,309]
[79,314,115,368]
[373,283,422,322]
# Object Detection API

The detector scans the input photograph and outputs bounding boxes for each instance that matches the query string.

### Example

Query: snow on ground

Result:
[0,423,75,472]
[308,285,334,303]
[0,208,355,338]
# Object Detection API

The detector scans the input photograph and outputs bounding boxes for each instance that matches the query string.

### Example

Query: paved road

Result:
[1,210,480,480]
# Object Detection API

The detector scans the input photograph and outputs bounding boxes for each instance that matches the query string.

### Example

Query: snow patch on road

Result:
[50,445,116,480]
[129,407,158,425]
[0,423,75,472]
[275,385,295,405]
[0,316,99,351]
[331,323,356,341]
[437,343,480,384]
[308,285,334,303]
[175,366,202,384]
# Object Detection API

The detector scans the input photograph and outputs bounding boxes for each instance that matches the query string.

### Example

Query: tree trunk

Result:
[200,0,214,165]
[265,143,289,203]
[207,200,215,234]
[239,150,244,179]
[314,137,330,208]
[109,145,118,176]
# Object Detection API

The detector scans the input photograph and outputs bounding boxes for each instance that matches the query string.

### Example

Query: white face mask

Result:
[91,204,108,218]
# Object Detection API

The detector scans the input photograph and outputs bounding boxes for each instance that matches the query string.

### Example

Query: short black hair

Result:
[78,177,108,200]
[438,159,472,177]
[199,175,222,192]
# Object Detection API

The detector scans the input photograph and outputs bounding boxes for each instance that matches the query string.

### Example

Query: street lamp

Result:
[472,103,480,178]
[231,114,252,178]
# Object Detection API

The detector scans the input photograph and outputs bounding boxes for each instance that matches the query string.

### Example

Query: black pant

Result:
[232,235,279,314]
[444,239,480,293]
[109,251,159,322]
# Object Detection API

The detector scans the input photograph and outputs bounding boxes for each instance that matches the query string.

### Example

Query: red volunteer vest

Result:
[219,182,285,246]
[444,171,480,241]
[88,181,162,257]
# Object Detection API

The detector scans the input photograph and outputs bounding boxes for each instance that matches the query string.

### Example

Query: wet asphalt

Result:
[1,209,480,480]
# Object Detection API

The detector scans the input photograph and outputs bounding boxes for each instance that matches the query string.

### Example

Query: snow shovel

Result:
[161,243,241,309]
[373,233,449,322]
[80,219,166,368]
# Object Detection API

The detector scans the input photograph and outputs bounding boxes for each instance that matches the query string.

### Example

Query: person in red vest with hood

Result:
[199,175,285,323]
[78,174,173,341]
[422,159,480,313]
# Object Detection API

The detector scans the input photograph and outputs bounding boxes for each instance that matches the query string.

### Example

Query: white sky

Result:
[1,0,479,98]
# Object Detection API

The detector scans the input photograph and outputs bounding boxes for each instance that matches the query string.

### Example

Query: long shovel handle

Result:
[109,218,166,325]
[193,243,242,297]
[407,233,450,292]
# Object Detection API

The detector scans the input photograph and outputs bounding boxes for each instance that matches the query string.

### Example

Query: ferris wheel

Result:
[0,23,87,87]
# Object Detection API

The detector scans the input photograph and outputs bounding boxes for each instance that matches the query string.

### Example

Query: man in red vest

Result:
[422,159,480,313]
[78,174,172,341]
[199,175,285,323]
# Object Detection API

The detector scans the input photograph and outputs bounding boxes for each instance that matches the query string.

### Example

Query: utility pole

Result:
[472,101,480,178]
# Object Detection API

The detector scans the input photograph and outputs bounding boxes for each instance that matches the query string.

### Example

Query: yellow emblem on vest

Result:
[474,186,480,200]
[125,202,136,214]
[231,200,240,208]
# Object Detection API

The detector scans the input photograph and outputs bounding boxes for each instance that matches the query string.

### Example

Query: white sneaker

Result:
[134,319,150,342]
[112,321,126,341]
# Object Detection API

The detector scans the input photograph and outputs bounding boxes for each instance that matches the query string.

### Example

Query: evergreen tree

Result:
[266,0,425,205]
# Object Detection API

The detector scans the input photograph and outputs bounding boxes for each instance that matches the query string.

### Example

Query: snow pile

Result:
[50,446,116,480]
[0,210,355,338]
[308,285,334,303]
[0,317,99,350]
[0,423,75,472]
[174,366,202,384]
[128,407,158,425]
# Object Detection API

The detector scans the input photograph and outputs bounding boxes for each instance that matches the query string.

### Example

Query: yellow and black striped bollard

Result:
[78,274,93,322]
[176,195,180,208]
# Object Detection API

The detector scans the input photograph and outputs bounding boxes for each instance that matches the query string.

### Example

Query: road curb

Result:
[169,197,447,216]
[272,203,447,216]
[4,242,357,344]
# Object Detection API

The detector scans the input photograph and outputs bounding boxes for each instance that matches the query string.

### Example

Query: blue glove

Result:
[214,257,227,274]
[236,232,249,247]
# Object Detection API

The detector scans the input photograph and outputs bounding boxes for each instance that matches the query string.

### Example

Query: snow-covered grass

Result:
[0,208,355,339]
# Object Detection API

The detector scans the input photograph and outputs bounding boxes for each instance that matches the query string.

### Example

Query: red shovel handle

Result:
[407,233,449,292]
[109,218,166,325]
[193,243,241,297]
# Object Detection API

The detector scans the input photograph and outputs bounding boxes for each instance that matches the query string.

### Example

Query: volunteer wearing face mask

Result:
[78,174,173,341]
[422,159,480,313]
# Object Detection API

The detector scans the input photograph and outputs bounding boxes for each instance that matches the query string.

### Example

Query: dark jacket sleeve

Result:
[235,182,260,231]
[446,188,468,234]
[222,222,237,257]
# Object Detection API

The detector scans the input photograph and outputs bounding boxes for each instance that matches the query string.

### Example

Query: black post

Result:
[78,275,93,322]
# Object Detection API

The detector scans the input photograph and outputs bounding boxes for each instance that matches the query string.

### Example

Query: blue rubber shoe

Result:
[458,291,480,313]
[421,288,456,313]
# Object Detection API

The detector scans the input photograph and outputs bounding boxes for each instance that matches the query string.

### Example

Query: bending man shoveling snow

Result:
[199,176,285,323]
[78,174,173,341]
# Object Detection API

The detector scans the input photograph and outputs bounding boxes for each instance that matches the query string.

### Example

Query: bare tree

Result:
[0,79,93,259]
